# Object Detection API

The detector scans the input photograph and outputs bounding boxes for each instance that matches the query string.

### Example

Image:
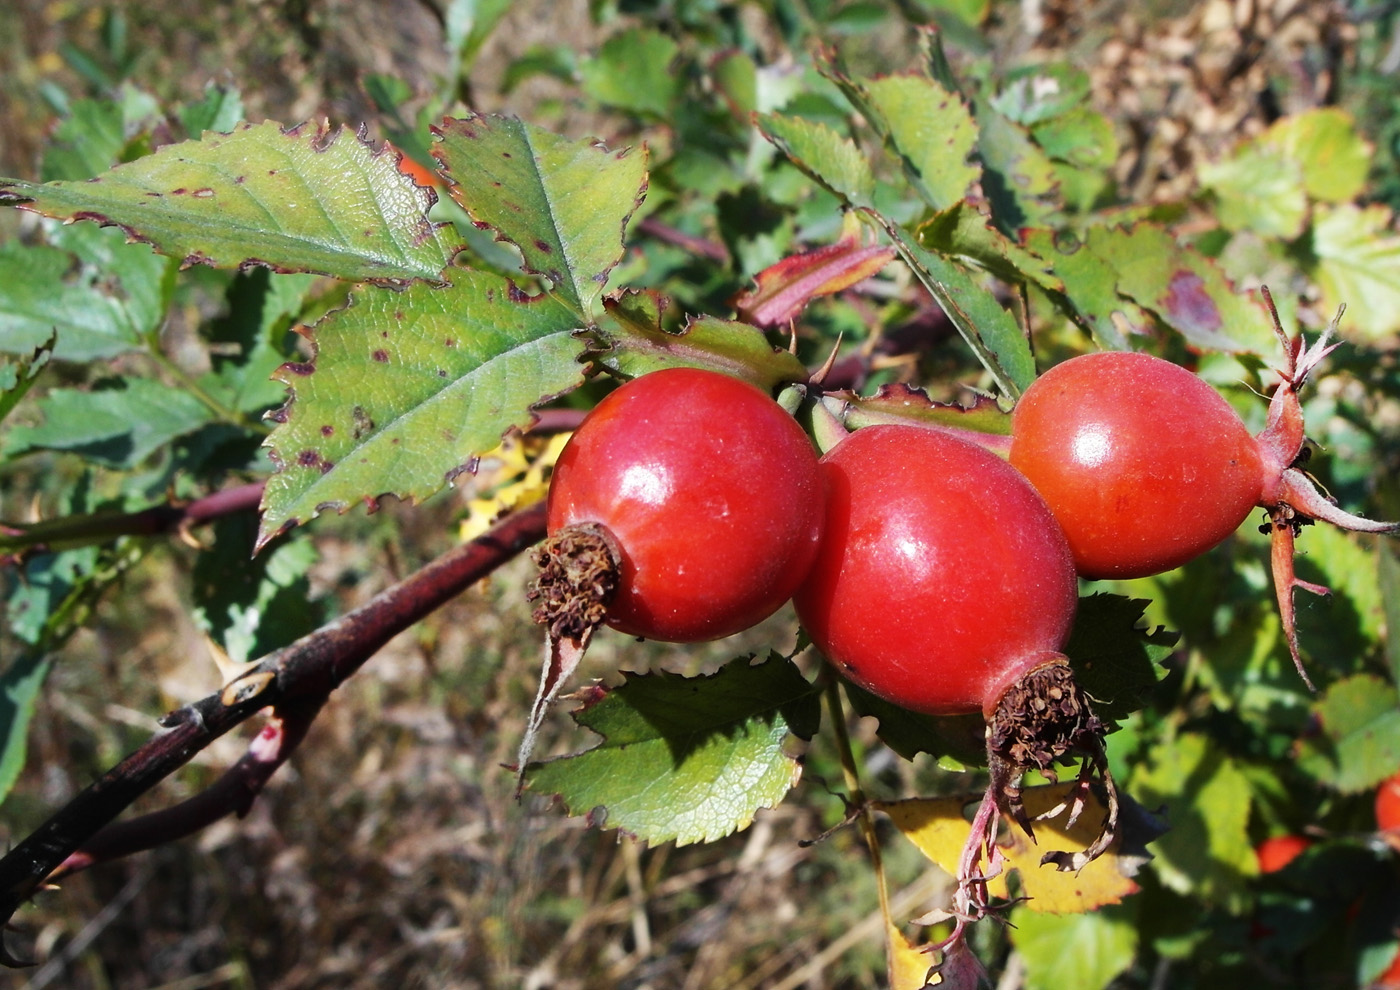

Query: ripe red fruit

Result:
[1254,834,1312,874]
[795,424,1078,716]
[1376,771,1400,833]
[1009,351,1264,580]
[538,367,824,643]
[794,424,1117,913]
[1006,300,1400,689]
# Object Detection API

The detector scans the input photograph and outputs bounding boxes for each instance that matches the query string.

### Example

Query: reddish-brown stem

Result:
[45,697,324,881]
[0,503,547,967]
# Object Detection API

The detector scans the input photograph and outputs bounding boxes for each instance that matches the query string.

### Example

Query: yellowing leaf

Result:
[1265,107,1371,204]
[459,433,569,542]
[878,782,1139,914]
[887,921,939,989]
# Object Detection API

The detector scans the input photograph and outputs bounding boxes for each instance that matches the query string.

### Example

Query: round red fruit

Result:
[1377,771,1400,832]
[1009,351,1265,580]
[794,424,1078,716]
[544,368,824,643]
[1254,834,1312,874]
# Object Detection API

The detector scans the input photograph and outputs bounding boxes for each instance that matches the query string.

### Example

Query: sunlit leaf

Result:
[859,73,980,211]
[258,272,585,547]
[433,114,648,317]
[1311,202,1400,341]
[1266,107,1370,204]
[1298,674,1400,793]
[579,27,681,118]
[1198,144,1307,239]
[1,120,461,284]
[880,782,1142,913]
[525,655,821,845]
[732,235,896,327]
[756,112,876,208]
[1010,904,1138,990]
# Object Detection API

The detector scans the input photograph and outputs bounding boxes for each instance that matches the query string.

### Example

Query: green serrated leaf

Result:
[1266,107,1371,204]
[1064,594,1175,727]
[595,296,809,391]
[580,27,681,118]
[830,383,1012,437]
[0,335,53,426]
[992,65,1093,126]
[433,115,648,317]
[1031,107,1119,169]
[976,108,1062,231]
[1011,905,1138,990]
[1198,143,1307,239]
[873,217,1033,398]
[1089,224,1277,353]
[1311,203,1400,341]
[179,82,245,139]
[525,655,821,846]
[1298,674,1400,794]
[0,227,172,362]
[204,268,317,414]
[0,652,51,807]
[1129,732,1254,910]
[916,201,1061,292]
[755,112,875,208]
[1022,228,1148,350]
[859,73,980,211]
[258,273,585,546]
[4,377,215,469]
[2,120,461,284]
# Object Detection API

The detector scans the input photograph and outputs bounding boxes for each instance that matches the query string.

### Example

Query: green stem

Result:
[145,346,270,436]
[822,675,893,925]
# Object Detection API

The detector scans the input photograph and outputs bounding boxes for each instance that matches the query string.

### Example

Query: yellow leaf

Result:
[458,433,570,542]
[878,781,1140,914]
[887,920,939,989]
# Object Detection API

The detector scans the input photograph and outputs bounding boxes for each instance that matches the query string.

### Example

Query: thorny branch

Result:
[0,502,548,967]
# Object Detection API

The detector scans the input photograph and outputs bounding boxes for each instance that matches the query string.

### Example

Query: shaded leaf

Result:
[0,225,171,362]
[4,377,215,469]
[258,272,585,547]
[579,27,681,118]
[178,82,245,138]
[433,115,648,316]
[756,112,875,208]
[1381,545,1400,688]
[595,293,809,391]
[844,681,987,766]
[1311,203,1400,341]
[525,655,821,846]
[0,653,51,807]
[880,782,1143,913]
[1,120,460,284]
[732,235,895,327]
[1297,674,1400,794]
[1064,594,1175,728]
[975,108,1061,232]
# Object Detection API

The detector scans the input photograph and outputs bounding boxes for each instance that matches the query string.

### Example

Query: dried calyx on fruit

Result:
[793,424,1119,938]
[1008,288,1400,689]
[519,367,825,784]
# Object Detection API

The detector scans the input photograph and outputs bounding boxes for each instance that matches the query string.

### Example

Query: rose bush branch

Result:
[0,502,547,966]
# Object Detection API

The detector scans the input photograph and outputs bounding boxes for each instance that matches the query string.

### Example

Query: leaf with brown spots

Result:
[0,120,461,285]
[433,114,648,318]
[258,271,585,547]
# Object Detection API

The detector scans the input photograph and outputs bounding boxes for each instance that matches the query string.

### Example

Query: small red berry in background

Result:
[1377,771,1400,834]
[1254,834,1312,874]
